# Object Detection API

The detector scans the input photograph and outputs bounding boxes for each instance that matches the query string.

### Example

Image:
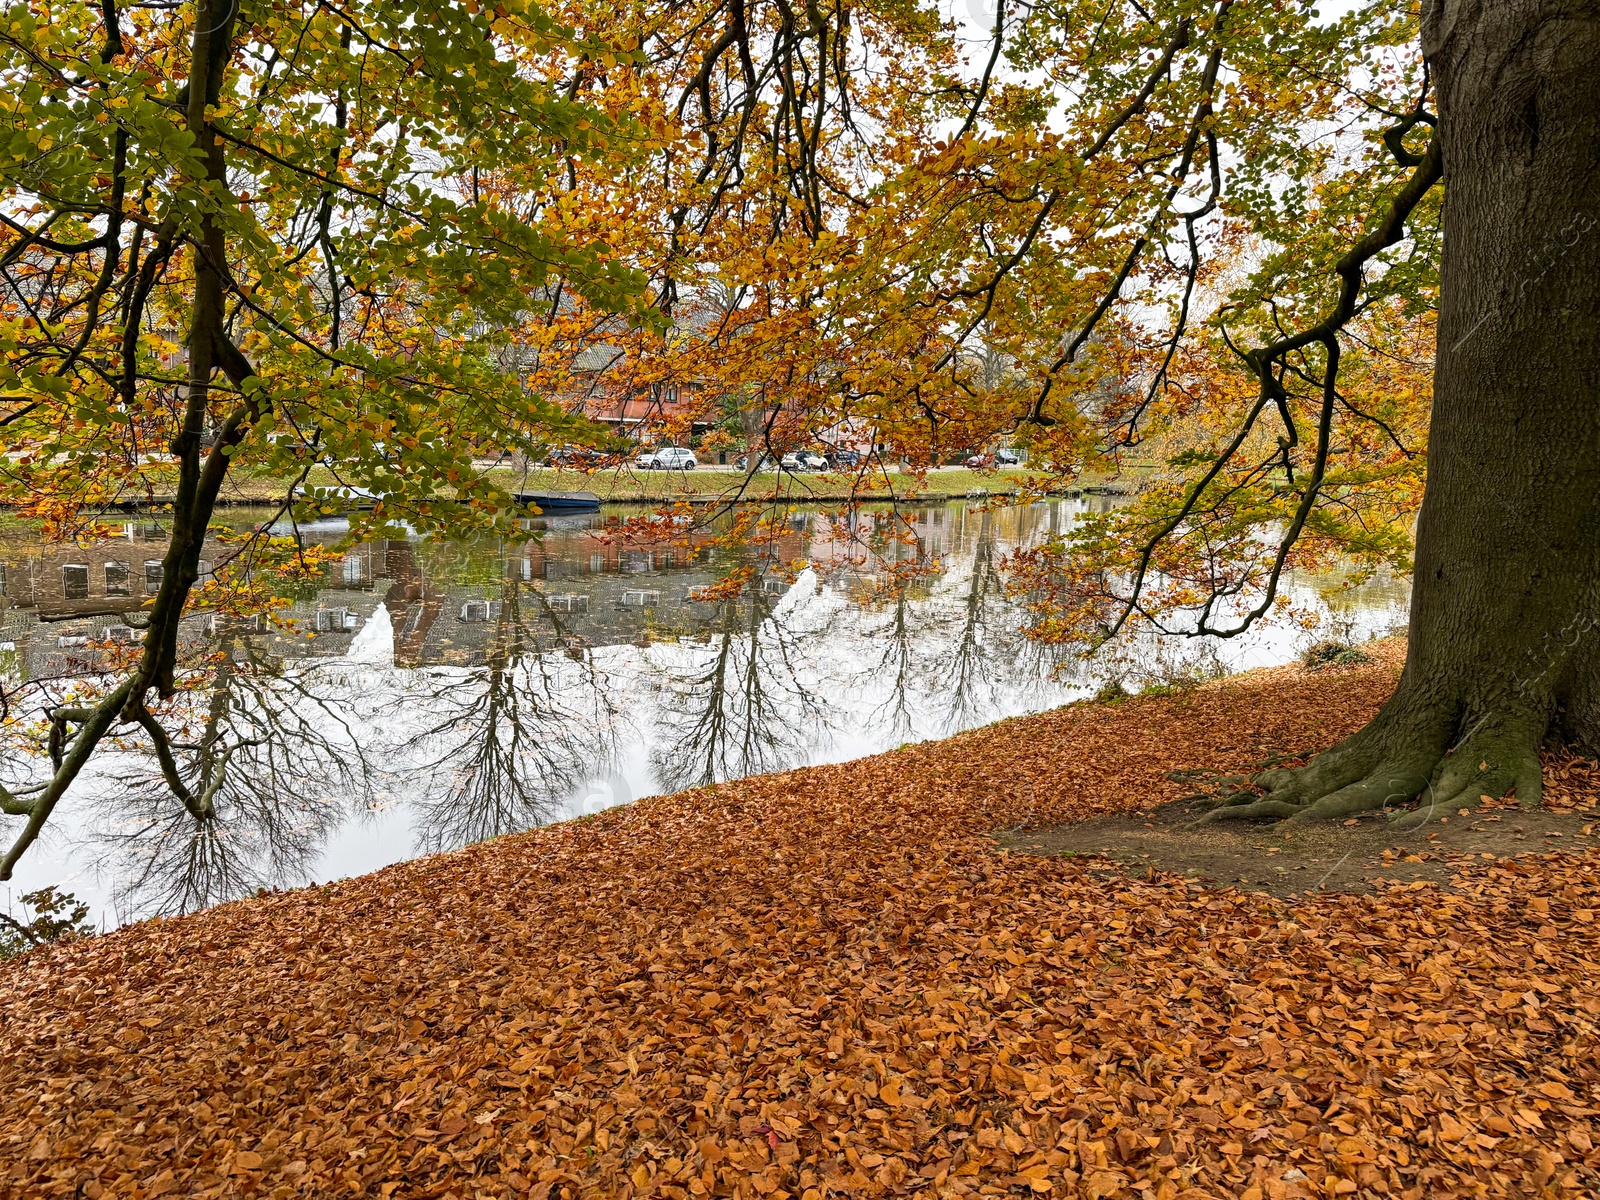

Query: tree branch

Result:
[1101,135,1443,642]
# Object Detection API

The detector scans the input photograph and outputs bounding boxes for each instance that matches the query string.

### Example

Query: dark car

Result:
[825,449,861,468]
[545,445,611,468]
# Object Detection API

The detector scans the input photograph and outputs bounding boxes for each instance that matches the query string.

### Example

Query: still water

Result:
[0,498,1408,925]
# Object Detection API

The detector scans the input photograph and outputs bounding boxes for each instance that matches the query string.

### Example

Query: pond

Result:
[0,497,1409,925]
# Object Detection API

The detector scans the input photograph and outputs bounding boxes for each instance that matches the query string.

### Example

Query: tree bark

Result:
[1,0,249,877]
[133,0,239,704]
[1204,0,1600,824]
[1398,0,1600,770]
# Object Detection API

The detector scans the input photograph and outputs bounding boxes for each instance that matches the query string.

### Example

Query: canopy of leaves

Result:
[0,0,649,537]
[0,0,1443,629]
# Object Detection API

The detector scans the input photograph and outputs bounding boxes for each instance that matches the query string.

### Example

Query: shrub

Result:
[0,887,95,960]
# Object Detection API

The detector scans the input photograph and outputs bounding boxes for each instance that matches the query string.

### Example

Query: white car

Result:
[779,450,828,472]
[638,447,697,470]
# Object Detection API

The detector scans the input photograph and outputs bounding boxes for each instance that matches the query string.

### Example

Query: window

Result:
[314,607,351,633]
[589,553,606,573]
[458,600,503,623]
[104,561,130,596]
[546,594,588,613]
[519,558,533,581]
[197,559,213,580]
[144,561,163,593]
[62,564,89,600]
[619,589,660,607]
[655,550,674,570]
[106,625,138,643]
[342,554,366,585]
[762,578,788,595]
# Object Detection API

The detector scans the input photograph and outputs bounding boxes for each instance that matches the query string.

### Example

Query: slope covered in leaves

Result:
[2,644,1597,1199]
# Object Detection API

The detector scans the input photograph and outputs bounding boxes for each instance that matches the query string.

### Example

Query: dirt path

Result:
[1000,786,1600,898]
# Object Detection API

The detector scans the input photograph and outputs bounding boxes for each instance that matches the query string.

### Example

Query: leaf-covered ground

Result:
[3,643,1597,1199]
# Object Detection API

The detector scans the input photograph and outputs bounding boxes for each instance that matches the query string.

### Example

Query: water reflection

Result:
[83,648,375,915]
[397,577,629,855]
[650,573,827,792]
[0,498,1409,924]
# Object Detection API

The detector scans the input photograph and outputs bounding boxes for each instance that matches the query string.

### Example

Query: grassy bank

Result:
[4,644,1598,1198]
[480,465,1068,504]
[94,464,1139,508]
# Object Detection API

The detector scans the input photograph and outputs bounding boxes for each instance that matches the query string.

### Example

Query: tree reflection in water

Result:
[869,582,919,742]
[0,498,1404,921]
[838,505,1074,744]
[650,571,829,792]
[400,576,627,855]
[82,641,378,918]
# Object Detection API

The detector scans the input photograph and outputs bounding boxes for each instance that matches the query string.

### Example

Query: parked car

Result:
[824,449,861,468]
[965,447,1024,469]
[778,451,827,472]
[545,445,610,468]
[637,447,697,471]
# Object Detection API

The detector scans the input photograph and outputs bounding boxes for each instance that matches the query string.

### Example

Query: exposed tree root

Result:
[1186,704,1547,829]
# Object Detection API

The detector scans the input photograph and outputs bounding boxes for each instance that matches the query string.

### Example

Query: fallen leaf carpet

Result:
[2,643,1597,1199]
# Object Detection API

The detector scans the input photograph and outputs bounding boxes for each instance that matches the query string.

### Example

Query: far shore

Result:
[1,464,1146,511]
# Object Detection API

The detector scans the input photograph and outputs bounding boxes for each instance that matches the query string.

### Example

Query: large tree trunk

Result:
[1400,0,1600,762]
[1210,0,1600,823]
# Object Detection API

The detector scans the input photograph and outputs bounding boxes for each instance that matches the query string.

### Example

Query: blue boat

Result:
[514,490,602,513]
